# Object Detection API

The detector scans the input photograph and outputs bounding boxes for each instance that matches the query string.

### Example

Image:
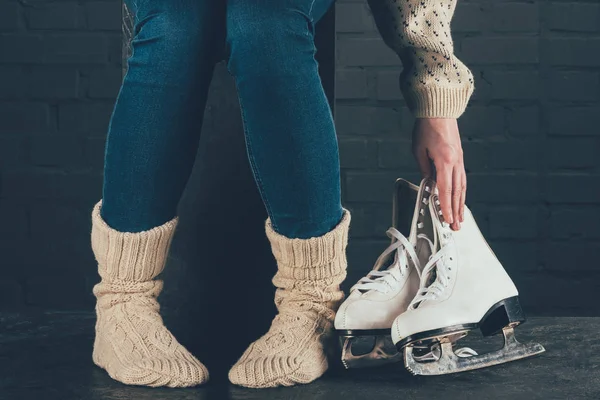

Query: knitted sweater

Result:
[368,0,474,118]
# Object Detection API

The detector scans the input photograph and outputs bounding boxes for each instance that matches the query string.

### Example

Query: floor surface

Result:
[1,313,597,400]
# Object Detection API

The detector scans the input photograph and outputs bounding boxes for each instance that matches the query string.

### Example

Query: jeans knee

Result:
[226,5,316,77]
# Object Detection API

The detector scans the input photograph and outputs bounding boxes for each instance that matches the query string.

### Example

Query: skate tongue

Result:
[354,229,414,294]
[408,177,436,245]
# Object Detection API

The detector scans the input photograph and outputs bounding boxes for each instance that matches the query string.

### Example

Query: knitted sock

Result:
[91,200,209,388]
[228,209,351,388]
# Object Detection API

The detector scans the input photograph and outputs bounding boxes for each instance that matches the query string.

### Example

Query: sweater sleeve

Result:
[367,0,474,118]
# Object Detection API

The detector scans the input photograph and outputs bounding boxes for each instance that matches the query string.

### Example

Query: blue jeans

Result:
[101,0,343,239]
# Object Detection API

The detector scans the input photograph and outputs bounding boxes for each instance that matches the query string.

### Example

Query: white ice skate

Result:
[391,183,545,375]
[335,178,438,369]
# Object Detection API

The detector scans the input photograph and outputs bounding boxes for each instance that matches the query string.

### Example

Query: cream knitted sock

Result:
[90,200,209,388]
[228,209,351,388]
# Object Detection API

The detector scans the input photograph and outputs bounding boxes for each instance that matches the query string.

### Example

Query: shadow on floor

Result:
[1,312,598,400]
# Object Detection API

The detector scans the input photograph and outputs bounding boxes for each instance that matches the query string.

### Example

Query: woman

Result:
[90,0,474,389]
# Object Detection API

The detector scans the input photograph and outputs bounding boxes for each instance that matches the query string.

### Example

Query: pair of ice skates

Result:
[335,178,545,375]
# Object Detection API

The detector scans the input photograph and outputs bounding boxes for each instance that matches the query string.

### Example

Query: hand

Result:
[412,118,466,231]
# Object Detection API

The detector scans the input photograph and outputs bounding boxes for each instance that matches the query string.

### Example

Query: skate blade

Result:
[404,327,545,376]
[341,335,403,369]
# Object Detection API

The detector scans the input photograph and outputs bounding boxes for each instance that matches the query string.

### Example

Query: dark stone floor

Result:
[0,313,597,400]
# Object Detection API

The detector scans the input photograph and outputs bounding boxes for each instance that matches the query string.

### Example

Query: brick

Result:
[84,137,107,170]
[0,3,21,30]
[489,241,539,273]
[107,33,124,65]
[508,106,539,137]
[516,275,599,312]
[489,141,538,170]
[377,140,417,170]
[0,239,29,279]
[400,107,415,130]
[335,106,402,136]
[0,200,28,239]
[29,203,90,240]
[461,37,538,65]
[30,135,85,167]
[339,139,377,169]
[88,67,122,99]
[547,138,599,170]
[28,68,79,99]
[346,172,420,203]
[0,67,25,99]
[0,34,44,63]
[459,106,505,139]
[58,102,114,135]
[542,38,600,67]
[544,242,600,272]
[546,175,600,204]
[462,141,491,171]
[0,280,24,308]
[488,71,539,100]
[469,68,492,101]
[26,2,81,30]
[336,69,368,100]
[337,38,399,67]
[26,272,93,309]
[548,107,600,136]
[493,3,539,32]
[1,172,102,201]
[43,34,108,64]
[344,239,390,290]
[376,70,401,101]
[468,204,489,236]
[0,102,51,134]
[489,207,538,239]
[547,2,600,32]
[85,1,122,31]
[550,209,600,239]
[335,2,374,33]
[345,204,393,238]
[21,236,95,271]
[1,0,598,315]
[0,136,25,167]
[453,3,488,33]
[467,174,539,204]
[548,71,599,102]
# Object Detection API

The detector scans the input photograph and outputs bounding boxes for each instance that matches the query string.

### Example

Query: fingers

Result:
[459,168,467,223]
[451,167,462,231]
[435,163,454,226]
[415,147,433,178]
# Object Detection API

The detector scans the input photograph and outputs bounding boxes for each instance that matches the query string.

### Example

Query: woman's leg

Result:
[226,0,342,239]
[226,0,352,388]
[101,0,224,232]
[91,0,224,388]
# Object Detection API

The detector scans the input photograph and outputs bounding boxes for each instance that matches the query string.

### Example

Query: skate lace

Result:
[351,228,433,294]
[408,222,452,309]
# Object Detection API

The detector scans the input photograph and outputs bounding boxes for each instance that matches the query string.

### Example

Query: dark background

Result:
[0,0,599,320]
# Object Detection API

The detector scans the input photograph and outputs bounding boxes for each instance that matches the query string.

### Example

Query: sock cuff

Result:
[91,200,178,283]
[265,209,351,281]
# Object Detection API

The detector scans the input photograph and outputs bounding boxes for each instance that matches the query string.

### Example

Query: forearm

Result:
[367,0,475,118]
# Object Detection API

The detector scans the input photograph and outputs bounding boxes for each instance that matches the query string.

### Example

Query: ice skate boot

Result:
[392,185,545,375]
[334,178,437,369]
